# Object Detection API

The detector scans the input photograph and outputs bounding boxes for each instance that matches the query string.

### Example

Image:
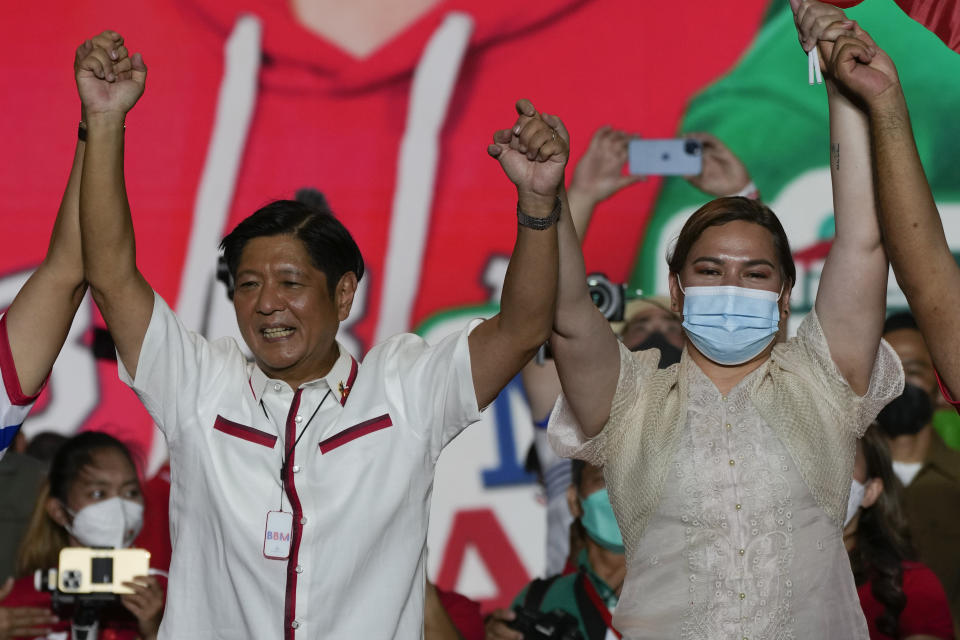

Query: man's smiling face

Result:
[233,234,344,386]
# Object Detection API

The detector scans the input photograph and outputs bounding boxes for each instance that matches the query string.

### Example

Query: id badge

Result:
[264,511,293,559]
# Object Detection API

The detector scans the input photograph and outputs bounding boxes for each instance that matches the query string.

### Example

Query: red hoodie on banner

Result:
[1,0,768,462]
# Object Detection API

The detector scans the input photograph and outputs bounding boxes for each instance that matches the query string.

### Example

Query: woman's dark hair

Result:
[220,199,365,299]
[16,431,139,576]
[667,197,796,288]
[849,426,915,637]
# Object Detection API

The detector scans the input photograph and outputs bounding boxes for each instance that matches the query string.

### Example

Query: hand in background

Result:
[0,577,57,640]
[120,575,164,640]
[568,126,640,208]
[683,132,752,197]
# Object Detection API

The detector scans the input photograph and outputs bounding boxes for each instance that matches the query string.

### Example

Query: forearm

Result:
[815,80,887,393]
[5,125,88,395]
[565,187,598,244]
[80,114,142,299]
[550,188,620,436]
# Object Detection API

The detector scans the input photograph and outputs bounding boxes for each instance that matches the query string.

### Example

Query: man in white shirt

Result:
[76,34,567,638]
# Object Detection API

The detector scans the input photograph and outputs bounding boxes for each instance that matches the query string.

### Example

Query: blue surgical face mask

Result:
[678,275,782,366]
[580,488,624,554]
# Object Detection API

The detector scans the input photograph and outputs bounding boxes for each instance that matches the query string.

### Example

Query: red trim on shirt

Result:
[0,313,45,405]
[283,389,305,640]
[339,356,359,406]
[213,415,278,448]
[935,369,960,412]
[318,414,393,454]
[581,571,622,639]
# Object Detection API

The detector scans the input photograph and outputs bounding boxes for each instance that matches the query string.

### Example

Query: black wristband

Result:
[517,196,561,230]
[78,122,87,142]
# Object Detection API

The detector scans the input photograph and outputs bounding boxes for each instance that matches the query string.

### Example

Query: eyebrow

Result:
[692,257,777,269]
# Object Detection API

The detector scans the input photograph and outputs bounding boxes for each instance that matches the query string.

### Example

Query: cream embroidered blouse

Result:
[549,310,904,639]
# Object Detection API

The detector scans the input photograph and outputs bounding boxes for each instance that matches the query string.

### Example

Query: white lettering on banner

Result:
[0,268,97,438]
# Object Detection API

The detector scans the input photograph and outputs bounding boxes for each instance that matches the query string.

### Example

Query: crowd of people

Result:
[1,0,959,638]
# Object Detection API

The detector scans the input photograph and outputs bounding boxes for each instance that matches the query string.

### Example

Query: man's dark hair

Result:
[220,198,365,299]
[883,311,919,335]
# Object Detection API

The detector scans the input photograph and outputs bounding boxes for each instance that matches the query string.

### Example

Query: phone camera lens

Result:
[684,140,701,155]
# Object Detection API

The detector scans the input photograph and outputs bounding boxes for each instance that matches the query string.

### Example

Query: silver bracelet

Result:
[517,197,561,230]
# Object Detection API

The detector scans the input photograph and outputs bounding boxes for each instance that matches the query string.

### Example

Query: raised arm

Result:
[468,99,564,409]
[795,1,888,395]
[547,116,621,438]
[0,36,129,398]
[835,35,960,398]
[76,33,154,378]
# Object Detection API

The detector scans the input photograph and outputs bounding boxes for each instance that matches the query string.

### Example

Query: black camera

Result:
[507,606,583,640]
[586,273,626,322]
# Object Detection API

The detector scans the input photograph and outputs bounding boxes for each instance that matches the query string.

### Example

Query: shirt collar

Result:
[247,342,359,405]
[576,548,619,606]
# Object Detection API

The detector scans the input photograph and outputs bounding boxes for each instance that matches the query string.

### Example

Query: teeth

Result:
[263,327,294,338]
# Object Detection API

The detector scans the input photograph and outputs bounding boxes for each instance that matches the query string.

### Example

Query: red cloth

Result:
[936,370,960,414]
[893,0,960,53]
[2,575,140,640]
[135,461,172,572]
[857,561,954,639]
[436,587,485,640]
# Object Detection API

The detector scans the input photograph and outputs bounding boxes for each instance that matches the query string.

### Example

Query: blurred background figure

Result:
[0,431,165,640]
[484,460,624,640]
[845,426,953,640]
[877,312,960,635]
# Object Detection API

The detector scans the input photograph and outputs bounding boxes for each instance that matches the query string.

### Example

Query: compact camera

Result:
[35,547,151,596]
[507,606,583,639]
[586,273,626,323]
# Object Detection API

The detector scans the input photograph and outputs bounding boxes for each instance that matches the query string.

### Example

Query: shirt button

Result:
[739,593,746,600]
[729,459,736,466]
[291,620,300,629]
[300,516,308,525]
[722,396,727,402]
[726,423,732,430]
[274,383,282,392]
[295,415,303,424]
[296,565,303,574]
[735,504,742,510]
[292,465,301,473]
[739,549,745,556]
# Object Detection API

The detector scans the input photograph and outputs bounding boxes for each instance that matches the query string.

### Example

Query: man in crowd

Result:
[485,460,624,640]
[76,31,565,639]
[877,312,960,632]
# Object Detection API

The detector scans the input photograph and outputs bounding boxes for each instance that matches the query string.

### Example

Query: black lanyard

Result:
[262,388,332,510]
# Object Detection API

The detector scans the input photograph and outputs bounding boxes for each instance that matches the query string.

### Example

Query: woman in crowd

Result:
[846,427,953,640]
[545,2,904,637]
[0,432,163,640]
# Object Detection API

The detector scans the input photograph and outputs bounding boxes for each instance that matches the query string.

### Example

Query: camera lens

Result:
[684,139,701,155]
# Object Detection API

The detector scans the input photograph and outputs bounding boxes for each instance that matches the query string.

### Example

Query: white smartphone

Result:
[628,138,702,176]
[57,547,151,595]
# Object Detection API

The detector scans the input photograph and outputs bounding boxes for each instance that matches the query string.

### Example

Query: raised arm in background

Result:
[76,34,154,378]
[794,0,889,395]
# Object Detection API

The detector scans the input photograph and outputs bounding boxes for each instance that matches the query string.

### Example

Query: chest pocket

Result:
[318,413,393,454]
[213,415,277,448]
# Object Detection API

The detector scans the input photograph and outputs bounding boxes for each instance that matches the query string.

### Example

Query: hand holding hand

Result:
[484,608,523,640]
[121,575,164,640]
[488,99,570,213]
[792,0,855,58]
[75,30,147,119]
[569,126,640,206]
[827,30,900,107]
[683,132,752,197]
[0,577,58,640]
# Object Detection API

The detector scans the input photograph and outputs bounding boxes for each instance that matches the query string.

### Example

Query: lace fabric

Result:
[548,309,904,638]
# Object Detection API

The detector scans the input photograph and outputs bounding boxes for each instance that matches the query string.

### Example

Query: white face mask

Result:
[844,479,867,528]
[66,497,144,548]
